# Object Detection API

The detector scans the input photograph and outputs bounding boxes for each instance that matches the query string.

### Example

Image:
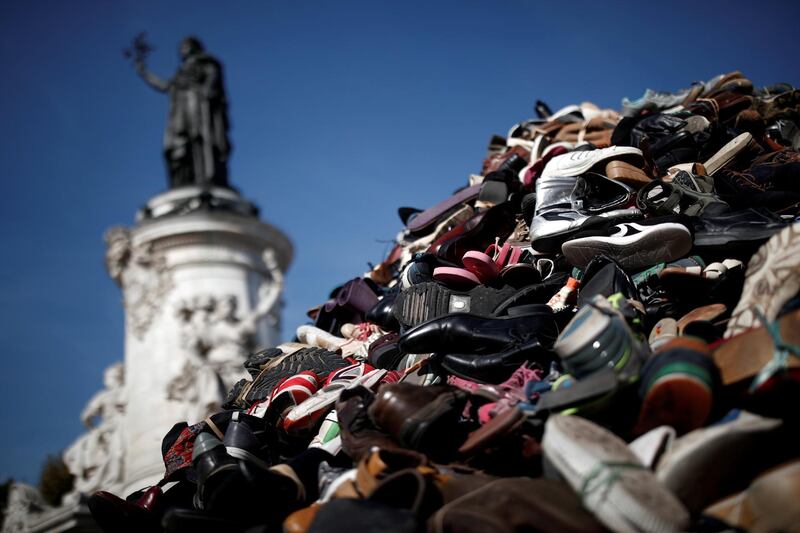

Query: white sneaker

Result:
[541,146,644,179]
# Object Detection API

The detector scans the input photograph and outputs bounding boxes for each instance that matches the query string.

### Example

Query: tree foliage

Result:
[39,455,74,506]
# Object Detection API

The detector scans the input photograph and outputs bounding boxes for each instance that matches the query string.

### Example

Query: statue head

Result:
[216,295,238,320]
[179,36,204,60]
[103,363,125,389]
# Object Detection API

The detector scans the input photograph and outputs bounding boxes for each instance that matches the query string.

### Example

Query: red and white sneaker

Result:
[283,363,384,434]
[248,370,319,419]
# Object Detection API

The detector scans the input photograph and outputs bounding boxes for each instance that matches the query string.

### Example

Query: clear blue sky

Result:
[1,0,798,484]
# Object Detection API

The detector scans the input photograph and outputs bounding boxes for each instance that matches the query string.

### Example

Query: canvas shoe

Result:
[542,414,689,532]
[561,218,693,270]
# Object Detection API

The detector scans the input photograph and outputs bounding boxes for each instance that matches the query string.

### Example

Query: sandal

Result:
[636,171,728,216]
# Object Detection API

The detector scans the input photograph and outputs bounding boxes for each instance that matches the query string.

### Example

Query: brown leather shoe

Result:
[335,385,400,462]
[368,383,468,457]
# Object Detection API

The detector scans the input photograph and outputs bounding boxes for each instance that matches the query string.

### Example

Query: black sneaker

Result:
[562,216,693,270]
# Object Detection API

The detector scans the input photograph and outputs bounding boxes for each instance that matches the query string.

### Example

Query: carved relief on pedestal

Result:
[105,226,173,339]
[1,483,49,533]
[166,250,284,423]
[63,363,126,497]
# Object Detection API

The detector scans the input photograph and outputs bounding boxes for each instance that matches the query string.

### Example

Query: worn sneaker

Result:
[543,414,689,532]
[561,217,693,270]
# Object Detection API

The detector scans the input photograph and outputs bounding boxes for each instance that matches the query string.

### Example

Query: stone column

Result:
[106,186,292,494]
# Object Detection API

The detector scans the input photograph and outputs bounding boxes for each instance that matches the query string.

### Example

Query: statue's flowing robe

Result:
[165,53,231,188]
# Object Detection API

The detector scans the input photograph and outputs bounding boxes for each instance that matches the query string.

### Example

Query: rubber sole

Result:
[636,375,712,436]
[562,223,692,270]
[393,282,518,328]
[704,132,755,175]
[531,209,643,254]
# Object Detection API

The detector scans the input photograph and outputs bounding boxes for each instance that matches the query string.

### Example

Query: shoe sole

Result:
[532,209,642,254]
[725,223,800,338]
[562,223,692,270]
[244,348,351,405]
[636,374,712,436]
[704,132,755,175]
[393,282,517,328]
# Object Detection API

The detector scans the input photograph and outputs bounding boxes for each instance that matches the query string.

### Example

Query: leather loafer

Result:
[440,339,555,384]
[399,308,557,355]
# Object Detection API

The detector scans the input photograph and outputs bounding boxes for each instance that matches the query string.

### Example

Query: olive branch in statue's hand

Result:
[123,32,154,69]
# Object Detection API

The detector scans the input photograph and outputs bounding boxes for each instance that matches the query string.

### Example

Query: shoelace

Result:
[580,461,648,502]
[750,307,800,392]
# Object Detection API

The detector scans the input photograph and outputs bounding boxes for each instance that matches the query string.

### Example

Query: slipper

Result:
[431,266,481,287]
[461,248,501,281]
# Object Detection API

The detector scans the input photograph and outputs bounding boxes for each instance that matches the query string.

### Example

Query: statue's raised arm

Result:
[135,58,170,92]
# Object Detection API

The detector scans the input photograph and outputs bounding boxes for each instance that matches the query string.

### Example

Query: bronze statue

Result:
[127,34,231,189]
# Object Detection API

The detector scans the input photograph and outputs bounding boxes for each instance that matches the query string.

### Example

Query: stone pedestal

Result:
[119,186,292,493]
[62,185,292,500]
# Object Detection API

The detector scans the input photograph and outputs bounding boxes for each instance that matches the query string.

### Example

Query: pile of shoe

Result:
[89,72,800,532]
